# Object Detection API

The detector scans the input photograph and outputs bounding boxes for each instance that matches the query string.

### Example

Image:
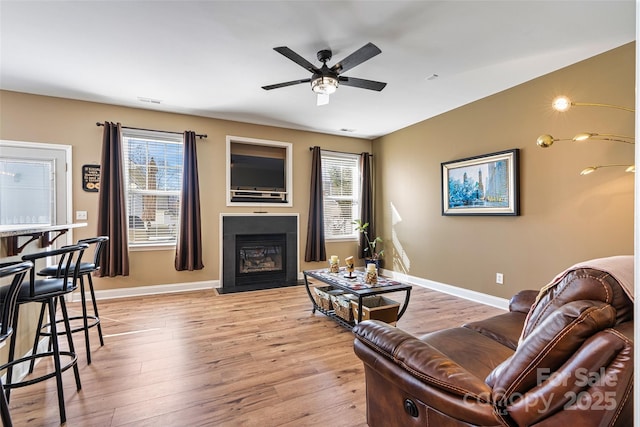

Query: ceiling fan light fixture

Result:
[316,93,330,106]
[311,76,338,95]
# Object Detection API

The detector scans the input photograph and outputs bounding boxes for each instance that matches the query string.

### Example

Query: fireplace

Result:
[235,233,286,285]
[221,215,298,293]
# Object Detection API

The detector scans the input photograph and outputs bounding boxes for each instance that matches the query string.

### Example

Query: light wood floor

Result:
[6,282,505,426]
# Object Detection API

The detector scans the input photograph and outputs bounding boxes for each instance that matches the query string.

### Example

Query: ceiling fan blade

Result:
[273,47,321,74]
[262,78,311,90]
[331,42,382,74]
[338,76,387,91]
[316,93,330,106]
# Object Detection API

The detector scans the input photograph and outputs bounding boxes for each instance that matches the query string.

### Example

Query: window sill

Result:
[325,237,358,243]
[129,243,176,252]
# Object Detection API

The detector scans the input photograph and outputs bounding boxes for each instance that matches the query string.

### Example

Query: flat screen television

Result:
[230,154,286,191]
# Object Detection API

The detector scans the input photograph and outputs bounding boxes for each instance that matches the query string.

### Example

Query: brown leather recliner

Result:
[353,262,634,426]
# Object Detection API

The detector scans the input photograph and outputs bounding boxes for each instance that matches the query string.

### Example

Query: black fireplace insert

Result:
[235,233,286,286]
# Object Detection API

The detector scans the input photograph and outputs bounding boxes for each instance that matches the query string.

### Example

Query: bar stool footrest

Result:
[37,315,101,336]
[0,351,79,390]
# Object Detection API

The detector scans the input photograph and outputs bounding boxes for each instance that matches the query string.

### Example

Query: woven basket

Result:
[313,286,343,311]
[330,294,355,322]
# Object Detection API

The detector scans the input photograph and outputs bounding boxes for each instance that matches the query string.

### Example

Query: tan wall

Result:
[0,91,371,291]
[374,43,635,298]
[0,42,634,301]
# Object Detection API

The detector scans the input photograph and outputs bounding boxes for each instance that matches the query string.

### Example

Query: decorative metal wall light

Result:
[580,165,635,176]
[537,96,635,174]
[536,133,634,148]
[551,96,635,113]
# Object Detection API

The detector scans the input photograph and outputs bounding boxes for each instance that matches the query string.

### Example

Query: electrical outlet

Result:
[496,273,504,285]
[76,210,88,220]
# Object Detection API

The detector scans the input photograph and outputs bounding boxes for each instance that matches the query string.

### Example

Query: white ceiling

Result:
[0,1,635,140]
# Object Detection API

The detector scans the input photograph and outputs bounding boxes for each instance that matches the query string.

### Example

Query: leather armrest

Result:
[509,289,538,313]
[353,320,492,401]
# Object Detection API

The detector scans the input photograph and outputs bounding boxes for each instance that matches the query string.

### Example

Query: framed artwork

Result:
[441,149,520,216]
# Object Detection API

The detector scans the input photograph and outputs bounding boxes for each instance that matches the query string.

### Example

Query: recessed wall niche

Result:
[226,135,293,207]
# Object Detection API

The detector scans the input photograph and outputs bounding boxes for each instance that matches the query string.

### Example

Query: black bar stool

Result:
[0,261,33,427]
[36,236,108,364]
[0,243,88,424]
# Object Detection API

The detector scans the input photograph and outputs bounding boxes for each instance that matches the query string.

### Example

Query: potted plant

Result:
[353,219,384,270]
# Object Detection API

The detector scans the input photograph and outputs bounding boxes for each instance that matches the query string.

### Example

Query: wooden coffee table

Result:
[303,267,412,329]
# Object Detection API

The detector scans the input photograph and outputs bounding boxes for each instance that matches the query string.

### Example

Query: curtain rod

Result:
[96,122,207,139]
[310,146,372,156]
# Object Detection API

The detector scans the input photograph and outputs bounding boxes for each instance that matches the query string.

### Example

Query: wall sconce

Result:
[572,133,634,144]
[537,133,635,148]
[580,165,636,175]
[539,96,634,175]
[536,134,570,148]
[552,96,635,113]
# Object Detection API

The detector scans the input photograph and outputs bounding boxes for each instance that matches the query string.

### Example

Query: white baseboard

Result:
[71,271,508,311]
[381,268,510,310]
[73,280,219,302]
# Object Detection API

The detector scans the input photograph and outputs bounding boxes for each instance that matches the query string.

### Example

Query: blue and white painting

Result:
[447,159,509,209]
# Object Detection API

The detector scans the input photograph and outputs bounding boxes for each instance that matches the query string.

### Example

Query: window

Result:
[0,141,70,227]
[321,151,360,240]
[122,130,183,247]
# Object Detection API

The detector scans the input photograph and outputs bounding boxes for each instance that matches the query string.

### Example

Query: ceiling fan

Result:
[262,42,387,106]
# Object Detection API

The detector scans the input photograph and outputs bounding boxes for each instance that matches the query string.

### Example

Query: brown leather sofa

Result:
[353,264,634,426]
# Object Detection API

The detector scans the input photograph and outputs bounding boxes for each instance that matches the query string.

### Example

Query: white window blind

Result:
[321,151,360,240]
[122,130,183,247]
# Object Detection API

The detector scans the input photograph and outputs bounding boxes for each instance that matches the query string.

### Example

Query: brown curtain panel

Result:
[175,131,204,271]
[97,121,130,277]
[304,146,326,262]
[359,152,374,259]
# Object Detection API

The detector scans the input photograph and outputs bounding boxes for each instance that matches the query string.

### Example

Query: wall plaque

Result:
[82,164,100,192]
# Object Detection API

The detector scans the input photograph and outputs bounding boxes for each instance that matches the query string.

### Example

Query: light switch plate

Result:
[76,210,88,220]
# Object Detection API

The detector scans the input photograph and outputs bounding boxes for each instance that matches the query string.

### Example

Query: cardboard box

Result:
[351,296,400,325]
